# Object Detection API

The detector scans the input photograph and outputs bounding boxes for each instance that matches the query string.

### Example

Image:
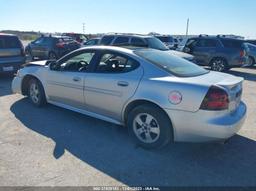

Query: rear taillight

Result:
[200,86,229,111]
[56,42,65,48]
[240,50,246,57]
[21,46,25,56]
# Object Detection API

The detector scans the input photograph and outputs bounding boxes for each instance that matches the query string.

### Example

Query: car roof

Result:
[77,45,155,54]
[155,35,173,37]
[0,33,18,37]
[88,37,101,40]
[103,33,153,38]
[63,33,85,35]
[191,36,244,41]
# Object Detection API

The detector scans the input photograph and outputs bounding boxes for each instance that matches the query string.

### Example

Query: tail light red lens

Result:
[240,50,245,57]
[200,86,229,110]
[19,40,25,56]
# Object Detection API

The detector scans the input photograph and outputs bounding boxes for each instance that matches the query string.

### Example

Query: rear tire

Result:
[28,50,34,61]
[127,104,173,149]
[28,78,46,107]
[48,52,57,60]
[210,58,229,72]
[248,57,255,67]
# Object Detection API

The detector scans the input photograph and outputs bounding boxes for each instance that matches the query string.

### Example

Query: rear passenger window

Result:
[95,52,139,73]
[130,38,147,47]
[196,39,217,47]
[220,39,243,48]
[100,36,115,45]
[113,37,129,45]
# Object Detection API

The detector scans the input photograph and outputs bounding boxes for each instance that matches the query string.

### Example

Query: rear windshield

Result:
[145,37,169,51]
[57,37,74,42]
[246,43,256,51]
[246,40,256,45]
[0,36,21,49]
[135,49,209,77]
[220,39,244,49]
[156,36,174,43]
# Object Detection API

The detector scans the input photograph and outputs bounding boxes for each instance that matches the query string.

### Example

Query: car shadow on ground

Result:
[228,67,256,82]
[10,98,256,187]
[0,74,14,97]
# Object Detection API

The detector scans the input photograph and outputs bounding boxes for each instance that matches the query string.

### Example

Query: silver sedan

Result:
[12,46,247,149]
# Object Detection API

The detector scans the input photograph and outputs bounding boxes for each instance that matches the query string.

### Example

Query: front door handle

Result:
[73,77,81,82]
[117,81,129,87]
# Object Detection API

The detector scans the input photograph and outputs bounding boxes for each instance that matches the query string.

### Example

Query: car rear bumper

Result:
[229,57,248,67]
[0,56,26,73]
[165,101,247,142]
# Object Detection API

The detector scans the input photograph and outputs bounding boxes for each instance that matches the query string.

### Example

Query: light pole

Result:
[186,18,189,37]
[83,23,85,34]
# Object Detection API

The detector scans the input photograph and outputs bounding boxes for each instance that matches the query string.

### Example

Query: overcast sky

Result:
[1,0,256,38]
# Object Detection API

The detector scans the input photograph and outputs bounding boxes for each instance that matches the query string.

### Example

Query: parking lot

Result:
[0,66,255,187]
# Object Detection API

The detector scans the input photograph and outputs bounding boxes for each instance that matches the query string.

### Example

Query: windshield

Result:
[145,37,169,51]
[135,49,209,77]
[246,43,256,51]
[0,36,21,49]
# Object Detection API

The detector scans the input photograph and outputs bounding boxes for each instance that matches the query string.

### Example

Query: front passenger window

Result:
[95,53,139,73]
[60,52,95,72]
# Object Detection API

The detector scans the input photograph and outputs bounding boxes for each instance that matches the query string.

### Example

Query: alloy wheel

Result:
[211,59,226,72]
[133,113,160,144]
[29,82,40,104]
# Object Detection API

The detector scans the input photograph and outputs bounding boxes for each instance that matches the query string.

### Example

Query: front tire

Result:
[28,49,34,61]
[248,57,255,67]
[210,58,228,72]
[127,104,173,149]
[28,78,46,107]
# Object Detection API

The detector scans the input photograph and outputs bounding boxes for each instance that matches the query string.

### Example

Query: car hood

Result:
[24,60,49,67]
[166,50,194,60]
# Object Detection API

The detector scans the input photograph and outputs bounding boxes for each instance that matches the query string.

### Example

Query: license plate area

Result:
[3,66,14,71]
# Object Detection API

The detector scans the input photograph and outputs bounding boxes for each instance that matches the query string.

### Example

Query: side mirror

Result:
[49,61,60,71]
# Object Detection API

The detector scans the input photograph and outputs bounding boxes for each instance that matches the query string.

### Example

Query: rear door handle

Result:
[117,81,129,87]
[73,77,81,82]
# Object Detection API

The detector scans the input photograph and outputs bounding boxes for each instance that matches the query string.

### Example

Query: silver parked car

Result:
[12,46,246,149]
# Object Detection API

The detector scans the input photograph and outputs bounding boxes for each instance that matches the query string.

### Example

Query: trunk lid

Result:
[179,71,243,112]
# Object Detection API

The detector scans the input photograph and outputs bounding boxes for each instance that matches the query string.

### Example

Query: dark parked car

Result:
[0,33,25,74]
[26,36,80,60]
[82,38,100,47]
[245,40,256,46]
[245,43,256,66]
[62,33,88,43]
[183,35,249,72]
[155,35,178,50]
[98,34,195,61]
